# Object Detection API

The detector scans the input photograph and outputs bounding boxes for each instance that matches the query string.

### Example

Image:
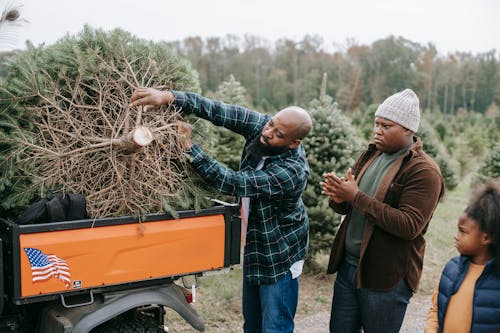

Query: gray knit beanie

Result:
[374,89,420,132]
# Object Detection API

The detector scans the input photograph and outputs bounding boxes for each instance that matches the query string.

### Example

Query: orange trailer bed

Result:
[0,205,240,305]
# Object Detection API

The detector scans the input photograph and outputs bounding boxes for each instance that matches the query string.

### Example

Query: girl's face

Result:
[454,212,490,257]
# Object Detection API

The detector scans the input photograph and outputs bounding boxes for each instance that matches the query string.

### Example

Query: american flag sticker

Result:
[24,247,71,288]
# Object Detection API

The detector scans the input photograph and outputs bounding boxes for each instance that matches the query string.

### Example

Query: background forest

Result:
[162,33,499,331]
[165,33,500,260]
[167,34,499,116]
[0,29,499,262]
[0,28,498,332]
[160,33,500,331]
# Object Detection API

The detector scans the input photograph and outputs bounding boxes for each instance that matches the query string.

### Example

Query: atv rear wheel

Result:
[91,316,165,333]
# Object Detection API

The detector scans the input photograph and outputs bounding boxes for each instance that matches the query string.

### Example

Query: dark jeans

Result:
[242,271,299,333]
[330,260,413,333]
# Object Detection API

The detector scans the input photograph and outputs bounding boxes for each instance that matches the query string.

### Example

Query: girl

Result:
[425,180,500,333]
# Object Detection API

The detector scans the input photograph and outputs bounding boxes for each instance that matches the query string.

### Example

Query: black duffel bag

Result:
[16,191,88,224]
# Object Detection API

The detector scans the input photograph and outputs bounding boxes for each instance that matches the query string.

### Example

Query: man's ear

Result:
[288,139,301,149]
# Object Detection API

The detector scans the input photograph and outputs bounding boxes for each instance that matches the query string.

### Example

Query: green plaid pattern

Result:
[173,91,309,285]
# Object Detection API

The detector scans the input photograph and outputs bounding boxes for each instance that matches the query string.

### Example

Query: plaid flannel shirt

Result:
[173,91,309,285]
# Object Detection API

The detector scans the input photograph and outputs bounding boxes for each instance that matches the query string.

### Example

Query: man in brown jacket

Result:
[320,89,444,333]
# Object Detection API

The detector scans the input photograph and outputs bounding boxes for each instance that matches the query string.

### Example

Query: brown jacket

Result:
[327,137,444,292]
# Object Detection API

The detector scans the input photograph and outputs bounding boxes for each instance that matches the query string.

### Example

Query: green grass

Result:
[164,266,243,332]
[419,179,469,293]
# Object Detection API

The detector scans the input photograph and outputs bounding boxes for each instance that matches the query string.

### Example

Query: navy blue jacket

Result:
[438,255,500,333]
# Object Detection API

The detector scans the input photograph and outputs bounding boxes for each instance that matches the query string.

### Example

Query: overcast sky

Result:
[12,0,500,55]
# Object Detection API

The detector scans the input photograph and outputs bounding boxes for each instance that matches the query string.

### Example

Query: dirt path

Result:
[295,292,432,333]
[165,274,433,332]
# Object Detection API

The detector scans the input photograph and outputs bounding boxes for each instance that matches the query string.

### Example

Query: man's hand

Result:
[320,168,359,204]
[320,172,344,204]
[129,87,174,111]
[177,121,193,150]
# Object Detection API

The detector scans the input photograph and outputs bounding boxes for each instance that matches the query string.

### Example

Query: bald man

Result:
[130,88,312,333]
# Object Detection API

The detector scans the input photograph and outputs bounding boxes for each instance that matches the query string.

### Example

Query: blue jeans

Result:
[242,271,299,333]
[330,260,413,333]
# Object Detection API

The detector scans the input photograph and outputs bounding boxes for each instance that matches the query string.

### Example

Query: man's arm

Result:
[172,91,266,138]
[188,144,307,199]
[130,88,267,138]
[328,198,351,215]
[353,167,443,240]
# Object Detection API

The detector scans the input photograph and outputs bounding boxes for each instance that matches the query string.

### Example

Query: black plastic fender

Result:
[36,283,205,333]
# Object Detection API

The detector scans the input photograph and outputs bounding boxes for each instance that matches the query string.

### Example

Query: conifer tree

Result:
[210,74,250,171]
[418,118,458,190]
[479,142,500,179]
[302,95,363,259]
[0,26,213,219]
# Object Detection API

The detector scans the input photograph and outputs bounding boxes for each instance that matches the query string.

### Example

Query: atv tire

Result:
[91,316,165,333]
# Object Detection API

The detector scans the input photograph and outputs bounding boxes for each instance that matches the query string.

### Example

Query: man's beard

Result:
[246,135,289,160]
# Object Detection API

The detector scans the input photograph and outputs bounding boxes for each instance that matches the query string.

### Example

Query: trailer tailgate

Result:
[2,205,240,303]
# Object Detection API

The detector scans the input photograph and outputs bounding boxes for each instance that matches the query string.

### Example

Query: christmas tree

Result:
[211,74,250,171]
[0,26,213,219]
[303,94,363,258]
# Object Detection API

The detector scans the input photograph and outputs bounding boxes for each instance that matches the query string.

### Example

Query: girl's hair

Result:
[464,179,500,275]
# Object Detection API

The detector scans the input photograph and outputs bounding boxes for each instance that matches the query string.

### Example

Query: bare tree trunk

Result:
[443,83,448,114]
[293,51,299,105]
[255,59,261,102]
[427,76,433,112]
[450,84,456,114]
[470,73,478,112]
[462,80,468,111]
[320,72,327,106]
[349,68,361,111]
[118,126,154,154]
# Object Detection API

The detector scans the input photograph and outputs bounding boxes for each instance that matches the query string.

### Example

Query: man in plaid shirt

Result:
[130,87,312,333]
